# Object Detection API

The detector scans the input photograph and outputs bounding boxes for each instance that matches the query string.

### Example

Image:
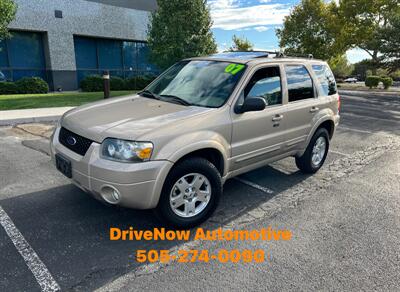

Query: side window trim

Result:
[284,64,316,103]
[307,63,319,98]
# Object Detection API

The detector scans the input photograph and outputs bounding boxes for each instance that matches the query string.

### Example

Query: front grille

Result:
[59,127,93,156]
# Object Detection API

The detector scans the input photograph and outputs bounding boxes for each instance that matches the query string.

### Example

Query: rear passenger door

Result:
[282,64,317,151]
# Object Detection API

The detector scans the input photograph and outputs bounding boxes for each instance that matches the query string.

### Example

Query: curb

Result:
[0,106,73,126]
[0,115,61,126]
[338,89,400,98]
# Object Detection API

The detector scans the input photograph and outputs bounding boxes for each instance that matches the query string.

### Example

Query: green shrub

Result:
[381,77,393,89]
[125,77,136,90]
[365,76,380,88]
[0,82,19,95]
[125,75,156,90]
[15,77,49,94]
[81,74,157,91]
[137,75,156,90]
[110,77,126,91]
[80,75,103,92]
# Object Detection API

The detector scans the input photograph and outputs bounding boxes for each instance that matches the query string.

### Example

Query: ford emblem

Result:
[66,136,77,146]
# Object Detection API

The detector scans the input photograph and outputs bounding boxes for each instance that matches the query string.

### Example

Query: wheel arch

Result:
[298,117,335,157]
[317,119,335,139]
[173,148,225,177]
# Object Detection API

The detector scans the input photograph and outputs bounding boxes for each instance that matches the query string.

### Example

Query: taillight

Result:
[337,95,341,112]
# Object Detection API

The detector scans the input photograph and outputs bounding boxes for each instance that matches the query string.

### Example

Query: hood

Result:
[61,95,211,142]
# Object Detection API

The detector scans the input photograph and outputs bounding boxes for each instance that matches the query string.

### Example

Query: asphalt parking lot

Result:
[1,91,399,291]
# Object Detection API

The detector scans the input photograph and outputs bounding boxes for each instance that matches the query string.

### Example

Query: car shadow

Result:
[0,164,310,291]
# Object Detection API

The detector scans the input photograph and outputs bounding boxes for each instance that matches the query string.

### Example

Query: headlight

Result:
[101,139,153,162]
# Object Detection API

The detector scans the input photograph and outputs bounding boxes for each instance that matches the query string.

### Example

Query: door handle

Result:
[272,114,283,122]
[310,107,319,113]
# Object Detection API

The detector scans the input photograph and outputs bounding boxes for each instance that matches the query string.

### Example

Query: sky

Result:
[208,0,371,63]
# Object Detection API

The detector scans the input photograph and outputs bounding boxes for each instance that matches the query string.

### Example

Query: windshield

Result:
[145,60,246,108]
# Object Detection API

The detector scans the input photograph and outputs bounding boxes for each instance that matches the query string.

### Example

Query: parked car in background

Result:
[344,77,358,83]
[51,52,340,228]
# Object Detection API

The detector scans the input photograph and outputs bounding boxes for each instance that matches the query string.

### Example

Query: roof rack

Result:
[247,50,314,59]
[282,53,314,59]
[249,50,285,58]
[209,51,314,60]
[219,50,314,59]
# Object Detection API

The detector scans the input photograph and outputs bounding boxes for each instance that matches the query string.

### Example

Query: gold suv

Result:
[51,52,340,228]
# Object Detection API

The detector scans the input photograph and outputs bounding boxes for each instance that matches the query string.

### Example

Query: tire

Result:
[155,157,222,229]
[295,128,330,174]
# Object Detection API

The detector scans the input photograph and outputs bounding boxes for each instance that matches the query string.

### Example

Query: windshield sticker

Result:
[225,64,245,75]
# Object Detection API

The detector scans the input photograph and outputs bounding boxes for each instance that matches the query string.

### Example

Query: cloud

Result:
[208,0,239,10]
[209,1,290,30]
[254,26,270,32]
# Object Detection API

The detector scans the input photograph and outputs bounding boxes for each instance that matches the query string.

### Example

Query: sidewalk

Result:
[0,107,74,126]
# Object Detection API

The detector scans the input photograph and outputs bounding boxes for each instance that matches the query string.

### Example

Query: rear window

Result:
[312,64,337,96]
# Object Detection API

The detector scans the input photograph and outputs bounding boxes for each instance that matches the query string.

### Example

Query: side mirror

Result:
[235,97,266,114]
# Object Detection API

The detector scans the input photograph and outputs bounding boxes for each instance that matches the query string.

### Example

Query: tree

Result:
[0,0,17,39]
[228,35,253,51]
[147,0,217,70]
[380,10,400,72]
[339,0,400,74]
[352,59,376,80]
[276,0,347,60]
[328,55,354,79]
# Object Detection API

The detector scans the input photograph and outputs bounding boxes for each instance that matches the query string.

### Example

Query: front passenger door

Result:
[231,66,287,171]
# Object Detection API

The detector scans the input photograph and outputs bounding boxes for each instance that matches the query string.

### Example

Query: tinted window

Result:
[123,41,136,70]
[74,37,97,69]
[244,67,282,106]
[0,31,47,82]
[137,42,158,73]
[98,39,123,70]
[74,37,160,83]
[312,64,337,96]
[0,39,8,67]
[8,32,46,68]
[286,65,314,102]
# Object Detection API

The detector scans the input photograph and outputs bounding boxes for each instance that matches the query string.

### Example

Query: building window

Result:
[0,31,47,82]
[74,36,159,84]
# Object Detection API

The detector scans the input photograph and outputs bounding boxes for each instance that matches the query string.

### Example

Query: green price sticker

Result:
[225,64,245,75]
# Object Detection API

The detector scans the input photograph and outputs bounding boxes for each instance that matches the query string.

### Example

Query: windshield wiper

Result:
[160,94,191,106]
[138,90,161,100]
[139,91,192,106]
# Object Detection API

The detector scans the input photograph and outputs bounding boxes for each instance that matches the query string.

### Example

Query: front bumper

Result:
[50,126,173,209]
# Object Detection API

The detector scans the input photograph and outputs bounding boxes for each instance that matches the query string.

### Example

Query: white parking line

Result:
[0,205,60,292]
[329,150,350,157]
[234,177,274,194]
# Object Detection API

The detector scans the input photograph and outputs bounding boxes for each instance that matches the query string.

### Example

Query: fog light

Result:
[100,186,121,204]
[111,190,119,201]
